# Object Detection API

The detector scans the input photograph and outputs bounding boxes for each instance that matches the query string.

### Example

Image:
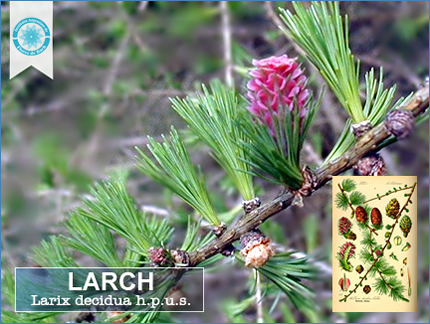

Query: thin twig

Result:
[363,185,414,204]
[120,1,149,52]
[103,32,130,98]
[368,231,393,290]
[220,1,234,87]
[70,27,131,169]
[187,86,428,266]
[255,270,264,323]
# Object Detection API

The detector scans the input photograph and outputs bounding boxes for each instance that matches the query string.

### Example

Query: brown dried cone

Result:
[385,109,415,139]
[351,120,387,176]
[240,229,275,268]
[355,206,368,224]
[353,152,387,176]
[371,208,382,228]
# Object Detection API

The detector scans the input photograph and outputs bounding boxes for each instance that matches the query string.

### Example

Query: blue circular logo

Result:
[12,18,50,56]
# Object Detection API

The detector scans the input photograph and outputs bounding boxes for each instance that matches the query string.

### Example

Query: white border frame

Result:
[15,267,205,313]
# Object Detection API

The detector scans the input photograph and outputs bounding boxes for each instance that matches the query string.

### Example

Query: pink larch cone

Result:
[246,55,309,132]
[338,217,352,235]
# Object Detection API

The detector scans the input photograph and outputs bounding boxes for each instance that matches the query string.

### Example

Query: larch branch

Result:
[188,85,428,266]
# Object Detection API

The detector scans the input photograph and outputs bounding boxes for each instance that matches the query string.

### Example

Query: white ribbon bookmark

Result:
[10,1,53,79]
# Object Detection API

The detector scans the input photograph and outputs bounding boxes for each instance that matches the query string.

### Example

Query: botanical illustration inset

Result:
[332,176,417,312]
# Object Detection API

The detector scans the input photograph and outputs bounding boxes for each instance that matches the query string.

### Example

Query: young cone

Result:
[241,54,318,190]
[400,216,412,238]
[337,242,356,272]
[247,55,309,133]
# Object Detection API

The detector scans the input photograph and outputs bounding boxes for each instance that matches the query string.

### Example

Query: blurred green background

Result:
[1,1,429,323]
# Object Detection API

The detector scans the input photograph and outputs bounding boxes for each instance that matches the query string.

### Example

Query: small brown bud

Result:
[212,222,227,237]
[242,197,261,213]
[170,249,190,266]
[240,229,275,268]
[385,109,415,139]
[148,247,172,266]
[351,120,373,138]
[354,153,387,176]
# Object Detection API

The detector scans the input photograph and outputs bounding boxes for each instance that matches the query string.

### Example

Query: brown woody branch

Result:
[188,85,428,266]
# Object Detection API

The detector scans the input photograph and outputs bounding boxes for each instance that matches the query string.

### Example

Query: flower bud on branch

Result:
[240,55,319,191]
[247,55,309,134]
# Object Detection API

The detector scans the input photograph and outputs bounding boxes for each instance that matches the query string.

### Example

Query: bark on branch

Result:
[188,85,429,266]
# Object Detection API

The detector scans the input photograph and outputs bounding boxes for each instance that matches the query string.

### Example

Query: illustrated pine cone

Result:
[400,215,412,238]
[338,217,352,235]
[356,265,364,274]
[371,208,382,227]
[385,198,400,219]
[338,217,356,240]
[355,206,368,224]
